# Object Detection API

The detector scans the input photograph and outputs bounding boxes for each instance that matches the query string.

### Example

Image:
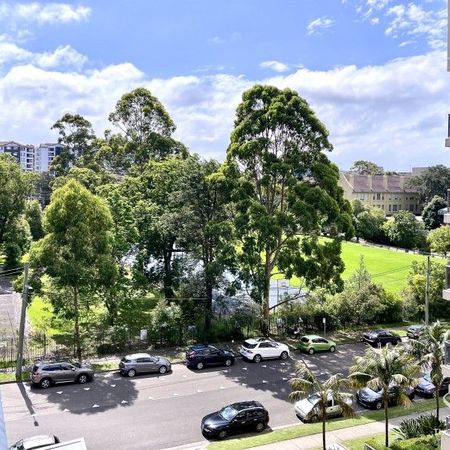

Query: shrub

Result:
[393,414,445,440]
[390,434,440,450]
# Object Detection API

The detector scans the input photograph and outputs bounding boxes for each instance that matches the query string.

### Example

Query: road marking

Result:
[148,396,153,399]
[92,404,100,408]
[262,380,268,384]
[282,377,288,381]
[56,391,63,394]
[197,389,202,393]
[110,384,116,387]
[183,375,187,378]
[121,400,128,404]
[173,393,179,396]
[241,383,247,386]
[262,365,267,368]
[219,386,225,390]
[83,388,90,391]
[63,408,70,412]
[242,367,248,371]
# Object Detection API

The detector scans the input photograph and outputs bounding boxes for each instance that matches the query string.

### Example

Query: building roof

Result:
[342,172,417,194]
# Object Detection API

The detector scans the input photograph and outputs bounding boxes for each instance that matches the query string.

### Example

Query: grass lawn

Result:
[208,398,444,450]
[273,241,443,294]
[0,372,29,383]
[341,432,389,450]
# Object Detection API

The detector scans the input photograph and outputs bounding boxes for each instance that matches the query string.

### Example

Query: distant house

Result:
[339,169,423,216]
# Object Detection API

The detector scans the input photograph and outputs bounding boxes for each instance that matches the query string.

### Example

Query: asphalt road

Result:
[2,343,370,450]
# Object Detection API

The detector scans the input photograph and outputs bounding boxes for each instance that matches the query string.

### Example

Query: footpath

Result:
[249,406,450,449]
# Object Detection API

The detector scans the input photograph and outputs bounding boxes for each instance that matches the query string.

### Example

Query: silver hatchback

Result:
[30,360,94,389]
[119,353,171,377]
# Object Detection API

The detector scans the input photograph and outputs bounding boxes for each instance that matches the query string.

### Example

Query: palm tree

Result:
[349,345,419,448]
[289,361,354,450]
[408,321,450,421]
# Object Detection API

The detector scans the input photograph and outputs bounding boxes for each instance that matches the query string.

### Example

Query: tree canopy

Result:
[349,160,383,175]
[422,195,447,230]
[406,165,450,202]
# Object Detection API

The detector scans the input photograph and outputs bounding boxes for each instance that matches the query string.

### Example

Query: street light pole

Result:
[16,263,29,382]
[425,256,430,326]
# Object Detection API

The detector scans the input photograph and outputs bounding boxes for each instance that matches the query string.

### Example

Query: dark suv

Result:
[201,401,269,440]
[186,344,235,370]
[30,360,94,389]
[362,330,401,347]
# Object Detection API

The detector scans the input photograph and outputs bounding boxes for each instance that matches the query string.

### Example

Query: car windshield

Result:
[243,342,257,349]
[219,405,238,421]
[301,337,309,343]
[307,393,321,404]
[423,373,432,383]
[12,440,23,450]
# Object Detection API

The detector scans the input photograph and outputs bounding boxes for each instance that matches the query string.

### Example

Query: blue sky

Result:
[0,0,449,170]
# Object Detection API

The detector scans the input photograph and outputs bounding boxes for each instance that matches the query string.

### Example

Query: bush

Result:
[393,414,445,440]
[390,434,440,450]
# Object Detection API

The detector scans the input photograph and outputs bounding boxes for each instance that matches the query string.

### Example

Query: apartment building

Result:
[0,141,35,171]
[339,170,423,215]
[34,143,62,172]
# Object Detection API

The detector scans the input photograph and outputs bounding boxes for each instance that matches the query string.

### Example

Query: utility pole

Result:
[16,263,29,382]
[425,255,430,326]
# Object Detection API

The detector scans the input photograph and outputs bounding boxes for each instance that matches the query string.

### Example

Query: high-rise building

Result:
[34,143,63,172]
[0,141,35,171]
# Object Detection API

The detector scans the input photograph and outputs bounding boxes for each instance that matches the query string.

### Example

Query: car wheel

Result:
[159,366,167,374]
[196,361,204,370]
[77,374,89,384]
[40,378,52,389]
[392,340,398,346]
[127,369,136,378]
[375,401,382,410]
[308,348,315,355]
[225,359,232,367]
[310,414,319,423]
[253,354,262,363]
[280,351,288,360]
[329,346,336,353]
[255,422,265,432]
[218,430,227,440]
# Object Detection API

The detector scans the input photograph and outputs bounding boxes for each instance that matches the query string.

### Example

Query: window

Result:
[373,195,375,200]
[326,399,333,407]
[247,410,264,419]
[393,205,398,212]
[61,364,72,370]
[259,342,271,348]
[382,195,384,200]
[235,413,246,421]
[389,205,391,212]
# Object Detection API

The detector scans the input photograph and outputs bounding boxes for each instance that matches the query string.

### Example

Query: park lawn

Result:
[273,241,443,294]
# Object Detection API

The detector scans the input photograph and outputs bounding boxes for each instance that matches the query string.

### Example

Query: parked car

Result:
[297,335,336,355]
[30,361,94,389]
[201,401,269,440]
[414,374,450,398]
[406,325,424,340]
[240,338,290,363]
[356,386,414,410]
[294,392,352,422]
[119,353,171,377]
[186,344,235,370]
[362,330,402,347]
[10,435,60,450]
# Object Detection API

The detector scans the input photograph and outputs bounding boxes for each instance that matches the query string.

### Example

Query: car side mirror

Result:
[71,367,76,371]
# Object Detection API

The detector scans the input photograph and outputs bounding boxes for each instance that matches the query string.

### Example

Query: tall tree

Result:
[427,226,450,257]
[409,321,450,421]
[51,113,98,176]
[0,154,36,244]
[290,361,354,450]
[406,165,450,203]
[383,210,425,249]
[30,180,117,360]
[105,88,187,173]
[349,345,419,448]
[25,200,44,241]
[178,157,235,333]
[422,195,447,230]
[349,160,383,175]
[226,85,353,331]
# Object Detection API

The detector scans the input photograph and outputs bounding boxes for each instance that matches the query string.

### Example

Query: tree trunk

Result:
[163,247,174,301]
[204,280,213,335]
[261,249,271,335]
[73,287,82,362]
[436,390,440,422]
[384,393,389,448]
[322,411,326,450]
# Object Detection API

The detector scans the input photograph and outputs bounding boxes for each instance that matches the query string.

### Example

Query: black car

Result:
[186,344,235,370]
[415,375,450,398]
[362,330,402,347]
[201,401,269,440]
[356,386,415,410]
[406,325,424,340]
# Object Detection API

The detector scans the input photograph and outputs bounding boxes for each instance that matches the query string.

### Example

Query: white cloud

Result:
[1,50,450,170]
[260,60,290,73]
[0,2,91,24]
[306,17,334,35]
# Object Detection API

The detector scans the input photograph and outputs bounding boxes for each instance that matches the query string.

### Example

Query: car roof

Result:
[21,435,57,449]
[301,335,323,339]
[245,338,273,344]
[126,353,151,359]
[230,401,263,411]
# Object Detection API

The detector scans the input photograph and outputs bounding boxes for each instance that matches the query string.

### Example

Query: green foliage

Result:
[25,200,44,240]
[227,84,353,329]
[393,414,444,440]
[349,160,383,175]
[422,196,447,230]
[390,434,440,450]
[150,298,183,346]
[428,226,450,256]
[0,153,36,244]
[353,206,387,243]
[402,261,450,321]
[3,216,31,269]
[406,165,450,203]
[383,211,426,249]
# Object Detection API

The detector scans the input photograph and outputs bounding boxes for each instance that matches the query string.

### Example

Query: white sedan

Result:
[240,337,290,363]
